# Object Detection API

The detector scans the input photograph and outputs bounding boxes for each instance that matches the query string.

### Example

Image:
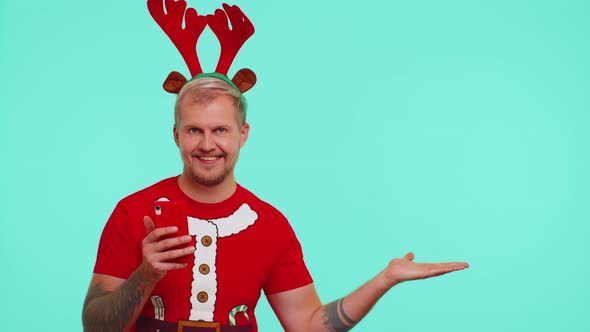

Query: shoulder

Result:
[102,177,179,239]
[237,184,288,221]
[118,176,179,208]
[236,184,300,240]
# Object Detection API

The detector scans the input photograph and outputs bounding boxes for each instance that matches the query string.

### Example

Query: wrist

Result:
[376,269,398,292]
[138,261,165,284]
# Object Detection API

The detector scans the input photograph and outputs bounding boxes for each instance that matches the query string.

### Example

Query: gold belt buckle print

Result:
[177,320,221,332]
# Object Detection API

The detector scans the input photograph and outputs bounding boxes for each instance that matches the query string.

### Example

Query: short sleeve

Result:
[93,201,143,279]
[263,220,313,295]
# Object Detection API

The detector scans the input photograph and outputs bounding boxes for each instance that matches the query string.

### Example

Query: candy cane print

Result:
[228,304,250,326]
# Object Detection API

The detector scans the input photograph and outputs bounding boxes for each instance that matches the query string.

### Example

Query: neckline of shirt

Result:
[171,176,245,216]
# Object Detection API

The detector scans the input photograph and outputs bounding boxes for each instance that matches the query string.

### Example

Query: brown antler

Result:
[147,0,207,77]
[207,3,255,75]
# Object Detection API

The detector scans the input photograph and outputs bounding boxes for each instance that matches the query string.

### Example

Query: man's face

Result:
[174,95,249,187]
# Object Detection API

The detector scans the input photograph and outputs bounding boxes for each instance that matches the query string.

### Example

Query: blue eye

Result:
[189,128,199,134]
[216,128,227,134]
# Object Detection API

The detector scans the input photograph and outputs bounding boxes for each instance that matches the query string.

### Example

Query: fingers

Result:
[143,232,193,256]
[140,250,191,282]
[422,262,469,278]
[140,216,197,282]
[143,245,195,271]
[383,254,469,286]
[144,216,155,235]
[153,235,193,253]
[143,224,181,243]
[142,220,194,262]
[141,232,195,281]
[143,216,180,241]
[404,252,415,261]
[151,261,189,272]
[430,262,469,271]
[151,245,195,263]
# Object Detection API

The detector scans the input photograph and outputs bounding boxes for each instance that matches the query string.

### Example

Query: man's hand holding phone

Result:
[140,201,195,283]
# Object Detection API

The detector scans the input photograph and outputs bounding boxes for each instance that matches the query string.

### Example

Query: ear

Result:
[163,71,187,94]
[232,68,256,93]
[173,125,180,147]
[240,122,250,148]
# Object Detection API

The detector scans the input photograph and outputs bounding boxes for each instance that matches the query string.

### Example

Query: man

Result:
[83,76,469,332]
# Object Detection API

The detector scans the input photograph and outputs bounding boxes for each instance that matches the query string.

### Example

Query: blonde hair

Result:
[174,77,246,128]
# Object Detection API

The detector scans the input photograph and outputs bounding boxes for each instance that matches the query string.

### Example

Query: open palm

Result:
[383,252,469,287]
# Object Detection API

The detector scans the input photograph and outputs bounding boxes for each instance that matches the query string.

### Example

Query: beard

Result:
[187,164,234,187]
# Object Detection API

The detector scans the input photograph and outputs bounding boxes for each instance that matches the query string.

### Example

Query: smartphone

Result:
[148,200,192,264]
[149,200,188,229]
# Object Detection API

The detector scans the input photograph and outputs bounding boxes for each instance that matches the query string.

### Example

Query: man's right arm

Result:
[82,217,194,332]
[82,270,156,332]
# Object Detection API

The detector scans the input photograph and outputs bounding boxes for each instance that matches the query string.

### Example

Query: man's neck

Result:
[177,173,237,204]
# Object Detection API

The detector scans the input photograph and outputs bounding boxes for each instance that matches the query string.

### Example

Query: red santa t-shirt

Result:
[94,177,313,331]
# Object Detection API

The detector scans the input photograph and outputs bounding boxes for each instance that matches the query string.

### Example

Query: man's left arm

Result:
[267,252,468,332]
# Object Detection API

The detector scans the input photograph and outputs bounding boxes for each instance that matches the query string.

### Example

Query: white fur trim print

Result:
[186,203,258,321]
[188,221,218,321]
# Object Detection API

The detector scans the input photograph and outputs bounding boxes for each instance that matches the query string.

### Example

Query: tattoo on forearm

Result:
[338,298,356,326]
[82,271,151,332]
[321,298,358,332]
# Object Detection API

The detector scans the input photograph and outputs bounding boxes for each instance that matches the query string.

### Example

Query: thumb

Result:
[144,216,155,235]
[404,252,415,261]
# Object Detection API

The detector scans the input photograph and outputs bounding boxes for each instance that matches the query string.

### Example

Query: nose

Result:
[198,132,214,151]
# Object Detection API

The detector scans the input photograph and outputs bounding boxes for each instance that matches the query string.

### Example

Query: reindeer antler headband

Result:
[147,0,256,105]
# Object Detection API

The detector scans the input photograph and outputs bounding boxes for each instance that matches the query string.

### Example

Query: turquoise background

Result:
[1,0,589,330]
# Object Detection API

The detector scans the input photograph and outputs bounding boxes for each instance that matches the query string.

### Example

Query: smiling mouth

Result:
[196,156,222,161]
